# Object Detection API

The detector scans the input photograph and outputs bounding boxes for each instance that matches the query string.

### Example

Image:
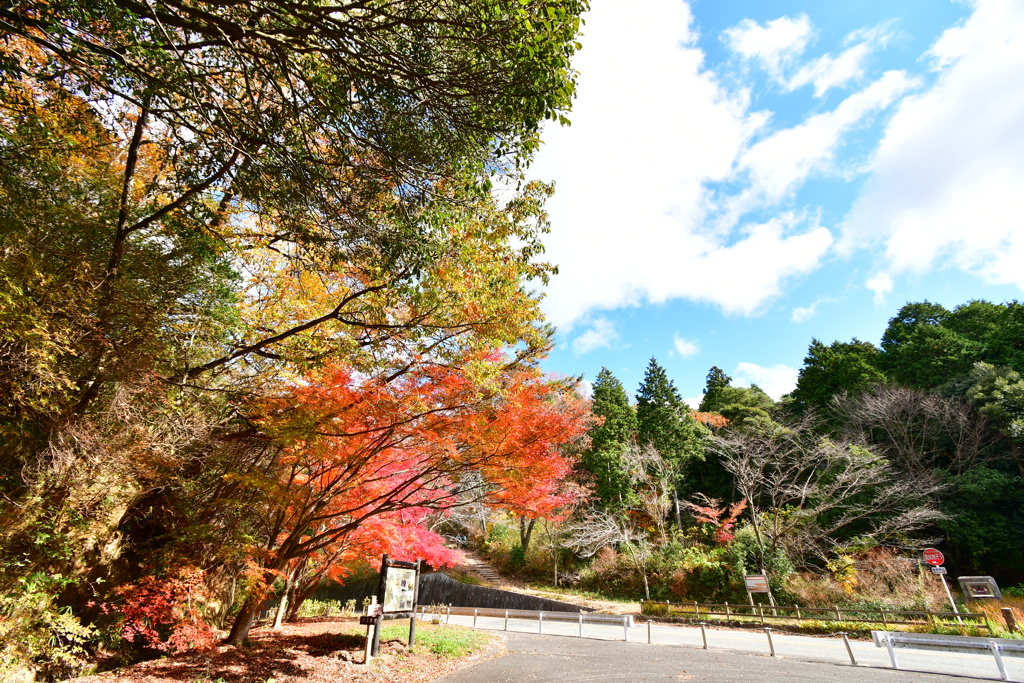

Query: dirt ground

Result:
[71,618,502,683]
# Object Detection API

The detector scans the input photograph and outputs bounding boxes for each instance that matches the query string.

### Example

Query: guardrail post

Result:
[700,621,708,649]
[539,611,544,634]
[795,604,801,621]
[624,617,629,642]
[759,605,765,624]
[880,608,888,627]
[694,601,699,619]
[446,605,451,624]
[473,608,478,627]
[990,642,1009,681]
[834,605,842,620]
[504,610,509,631]
[764,628,775,657]
[579,612,583,637]
[647,619,652,643]
[840,632,857,666]
[725,602,730,619]
[884,633,899,670]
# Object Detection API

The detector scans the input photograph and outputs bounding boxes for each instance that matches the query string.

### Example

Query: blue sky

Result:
[527,0,1024,405]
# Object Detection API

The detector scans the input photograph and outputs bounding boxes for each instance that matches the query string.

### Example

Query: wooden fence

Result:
[642,600,988,629]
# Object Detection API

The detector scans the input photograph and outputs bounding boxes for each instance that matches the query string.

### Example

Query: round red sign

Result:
[922,548,944,566]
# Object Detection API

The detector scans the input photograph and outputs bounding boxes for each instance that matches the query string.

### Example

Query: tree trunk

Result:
[226,594,262,646]
[273,568,293,629]
[519,517,536,554]
[672,488,682,530]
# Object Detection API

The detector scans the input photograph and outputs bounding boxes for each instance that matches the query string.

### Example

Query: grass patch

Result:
[525,584,636,603]
[347,622,492,658]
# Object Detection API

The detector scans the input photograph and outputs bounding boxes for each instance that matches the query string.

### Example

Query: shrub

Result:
[112,567,215,654]
[0,573,97,682]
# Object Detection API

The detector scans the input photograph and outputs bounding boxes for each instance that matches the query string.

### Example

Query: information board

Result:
[383,566,417,613]
[957,575,1001,600]
[744,574,770,593]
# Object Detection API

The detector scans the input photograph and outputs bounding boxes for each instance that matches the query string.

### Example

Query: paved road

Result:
[429,614,1014,682]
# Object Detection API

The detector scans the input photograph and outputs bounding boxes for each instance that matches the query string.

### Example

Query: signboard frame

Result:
[744,574,770,594]
[957,575,1002,600]
[369,555,421,658]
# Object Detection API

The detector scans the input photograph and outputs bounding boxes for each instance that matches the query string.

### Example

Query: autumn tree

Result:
[220,359,590,644]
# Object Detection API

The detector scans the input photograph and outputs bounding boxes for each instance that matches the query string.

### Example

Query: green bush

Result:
[296,599,344,618]
[0,573,98,682]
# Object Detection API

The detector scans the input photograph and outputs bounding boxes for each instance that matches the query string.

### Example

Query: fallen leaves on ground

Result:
[71,618,500,683]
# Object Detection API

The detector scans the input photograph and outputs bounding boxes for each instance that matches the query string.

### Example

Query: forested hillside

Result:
[546,300,1023,606]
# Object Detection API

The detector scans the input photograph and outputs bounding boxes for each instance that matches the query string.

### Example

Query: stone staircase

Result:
[460,552,507,586]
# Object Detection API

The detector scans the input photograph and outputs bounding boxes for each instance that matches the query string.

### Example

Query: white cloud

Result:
[787,42,872,97]
[791,297,832,323]
[725,14,812,77]
[673,334,700,358]
[531,2,840,329]
[842,0,1024,290]
[571,316,619,355]
[866,272,893,304]
[786,24,893,97]
[685,394,705,410]
[733,362,799,400]
[737,70,916,205]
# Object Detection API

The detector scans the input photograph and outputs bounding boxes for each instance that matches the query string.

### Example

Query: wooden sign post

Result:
[370,555,421,658]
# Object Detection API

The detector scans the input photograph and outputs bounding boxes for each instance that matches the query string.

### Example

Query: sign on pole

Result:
[922,548,944,566]
[931,566,947,575]
[744,574,770,593]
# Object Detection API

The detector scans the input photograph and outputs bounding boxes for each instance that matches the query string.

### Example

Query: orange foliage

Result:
[691,410,729,430]
[228,356,592,640]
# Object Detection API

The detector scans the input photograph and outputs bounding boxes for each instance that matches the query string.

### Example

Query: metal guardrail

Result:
[873,630,1024,680]
[416,605,634,640]
[642,600,987,628]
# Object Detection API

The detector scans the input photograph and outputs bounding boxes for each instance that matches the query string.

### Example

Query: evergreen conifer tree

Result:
[636,357,707,526]
[580,368,638,510]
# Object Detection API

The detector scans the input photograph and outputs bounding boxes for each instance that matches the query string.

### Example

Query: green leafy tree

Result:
[789,339,887,417]
[700,384,775,429]
[940,465,1024,575]
[579,368,639,511]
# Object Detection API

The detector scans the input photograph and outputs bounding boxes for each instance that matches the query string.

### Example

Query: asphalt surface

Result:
[429,615,1014,682]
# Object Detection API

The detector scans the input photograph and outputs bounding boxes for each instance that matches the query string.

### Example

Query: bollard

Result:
[699,621,708,649]
[446,605,451,624]
[764,627,775,657]
[624,617,629,642]
[1002,607,1020,633]
[840,632,857,666]
[505,610,509,631]
[647,619,652,644]
[725,602,730,619]
[473,608,478,627]
[579,612,583,637]
[539,611,544,634]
